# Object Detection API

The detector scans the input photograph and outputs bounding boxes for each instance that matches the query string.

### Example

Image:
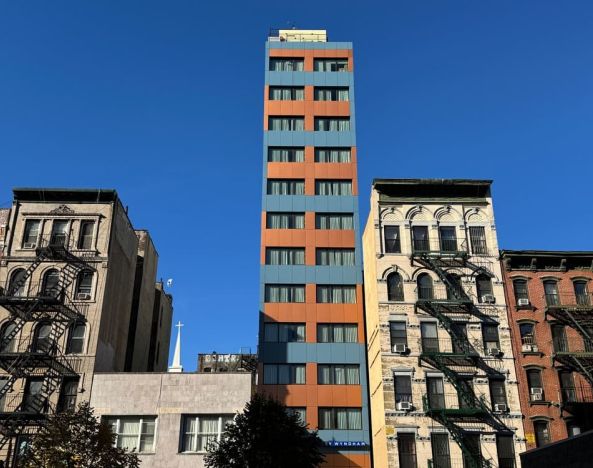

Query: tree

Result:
[19,402,139,468]
[205,393,325,468]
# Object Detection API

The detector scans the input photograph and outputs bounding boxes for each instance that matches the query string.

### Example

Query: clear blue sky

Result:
[1,1,592,370]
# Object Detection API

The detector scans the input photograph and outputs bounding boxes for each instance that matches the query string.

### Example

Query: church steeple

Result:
[168,321,183,373]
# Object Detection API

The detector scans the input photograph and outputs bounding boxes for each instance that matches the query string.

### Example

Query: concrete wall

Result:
[90,372,252,468]
[148,282,173,372]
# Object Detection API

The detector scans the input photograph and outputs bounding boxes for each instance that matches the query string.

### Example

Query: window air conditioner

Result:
[393,343,407,354]
[517,298,530,306]
[481,294,496,304]
[522,344,533,353]
[396,401,412,411]
[530,388,543,401]
[76,293,91,300]
[23,242,36,249]
[494,403,508,413]
[488,348,502,357]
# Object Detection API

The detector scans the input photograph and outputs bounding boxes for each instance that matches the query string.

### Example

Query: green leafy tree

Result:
[19,402,139,468]
[205,393,325,468]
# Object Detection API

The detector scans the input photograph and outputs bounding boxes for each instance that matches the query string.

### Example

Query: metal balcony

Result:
[422,393,488,420]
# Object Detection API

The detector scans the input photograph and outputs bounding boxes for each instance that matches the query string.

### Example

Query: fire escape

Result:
[0,233,91,460]
[412,237,514,468]
[545,291,593,422]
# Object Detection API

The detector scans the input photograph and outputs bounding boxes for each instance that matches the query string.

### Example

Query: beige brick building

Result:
[0,188,172,465]
[363,179,525,468]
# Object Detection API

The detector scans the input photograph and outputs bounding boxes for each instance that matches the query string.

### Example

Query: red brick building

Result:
[500,250,593,451]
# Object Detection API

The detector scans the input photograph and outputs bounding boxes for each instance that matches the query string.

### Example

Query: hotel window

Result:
[77,221,94,249]
[316,248,355,266]
[317,324,358,343]
[104,416,156,453]
[265,248,305,265]
[318,408,362,430]
[468,226,487,254]
[314,87,349,101]
[263,364,306,384]
[314,148,351,163]
[268,147,305,162]
[384,226,401,253]
[387,273,404,301]
[263,323,305,343]
[318,365,360,385]
[390,322,407,351]
[317,285,356,304]
[533,420,550,447]
[181,415,233,453]
[57,377,79,413]
[268,117,304,131]
[267,179,305,195]
[315,180,352,196]
[266,212,305,229]
[22,220,40,248]
[269,86,304,101]
[287,407,306,424]
[431,433,451,468]
[496,434,516,468]
[314,117,350,132]
[513,279,529,304]
[394,375,412,404]
[66,323,86,354]
[269,58,304,71]
[264,285,305,303]
[314,58,348,72]
[315,213,354,230]
[397,433,417,468]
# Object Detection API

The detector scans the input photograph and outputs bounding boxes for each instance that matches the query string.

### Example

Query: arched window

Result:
[41,269,60,296]
[75,271,93,299]
[476,274,493,303]
[32,322,52,353]
[543,280,559,306]
[0,322,17,353]
[417,274,433,300]
[387,273,404,301]
[66,323,86,354]
[445,274,462,300]
[7,269,26,297]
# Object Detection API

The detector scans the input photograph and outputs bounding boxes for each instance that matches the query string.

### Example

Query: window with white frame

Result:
[181,415,234,453]
[104,416,156,453]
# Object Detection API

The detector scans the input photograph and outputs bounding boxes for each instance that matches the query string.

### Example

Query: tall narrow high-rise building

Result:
[258,29,371,467]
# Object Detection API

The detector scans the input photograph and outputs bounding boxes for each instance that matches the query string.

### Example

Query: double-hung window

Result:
[317,285,356,303]
[266,212,305,229]
[269,86,304,101]
[318,365,360,385]
[269,58,304,71]
[268,147,305,162]
[315,180,352,196]
[104,416,156,453]
[314,87,349,101]
[318,408,362,430]
[314,58,348,72]
[314,148,351,163]
[482,325,500,353]
[266,248,305,265]
[513,279,529,304]
[384,226,401,253]
[265,285,305,303]
[263,323,305,343]
[469,226,487,254]
[398,433,417,468]
[263,364,306,384]
[316,248,355,266]
[78,221,94,249]
[317,324,358,343]
[22,220,41,248]
[268,117,304,131]
[267,179,305,195]
[315,213,354,230]
[315,117,350,131]
[394,375,412,404]
[390,322,407,352]
[181,415,233,453]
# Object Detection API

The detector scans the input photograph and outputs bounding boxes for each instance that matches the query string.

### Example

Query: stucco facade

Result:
[90,372,252,468]
[363,179,525,468]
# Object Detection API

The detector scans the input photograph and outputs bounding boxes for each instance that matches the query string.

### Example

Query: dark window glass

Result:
[384,226,401,253]
[22,220,40,247]
[519,323,535,346]
[318,408,362,430]
[266,213,305,229]
[78,221,94,249]
[559,371,575,403]
[551,325,567,352]
[497,434,516,468]
[544,281,559,306]
[33,323,52,353]
[574,281,590,305]
[0,322,17,353]
[420,322,439,353]
[66,323,85,354]
[463,434,482,468]
[317,365,359,385]
[527,370,544,400]
[534,421,550,447]
[431,433,451,468]
[397,433,417,468]
[268,147,305,163]
[476,275,493,302]
[469,226,487,255]
[8,269,27,297]
[482,325,500,352]
[24,378,45,413]
[50,220,68,247]
[489,380,507,408]
[57,378,79,412]
[387,273,404,301]
[41,269,60,296]
[439,226,457,252]
[417,274,433,300]
[390,322,407,351]
[76,271,93,297]
[566,420,582,438]
[412,226,429,252]
[513,279,529,303]
[445,274,463,300]
[395,375,412,404]
[427,377,445,409]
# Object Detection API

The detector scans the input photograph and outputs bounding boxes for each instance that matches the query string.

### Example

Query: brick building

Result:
[500,250,593,450]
